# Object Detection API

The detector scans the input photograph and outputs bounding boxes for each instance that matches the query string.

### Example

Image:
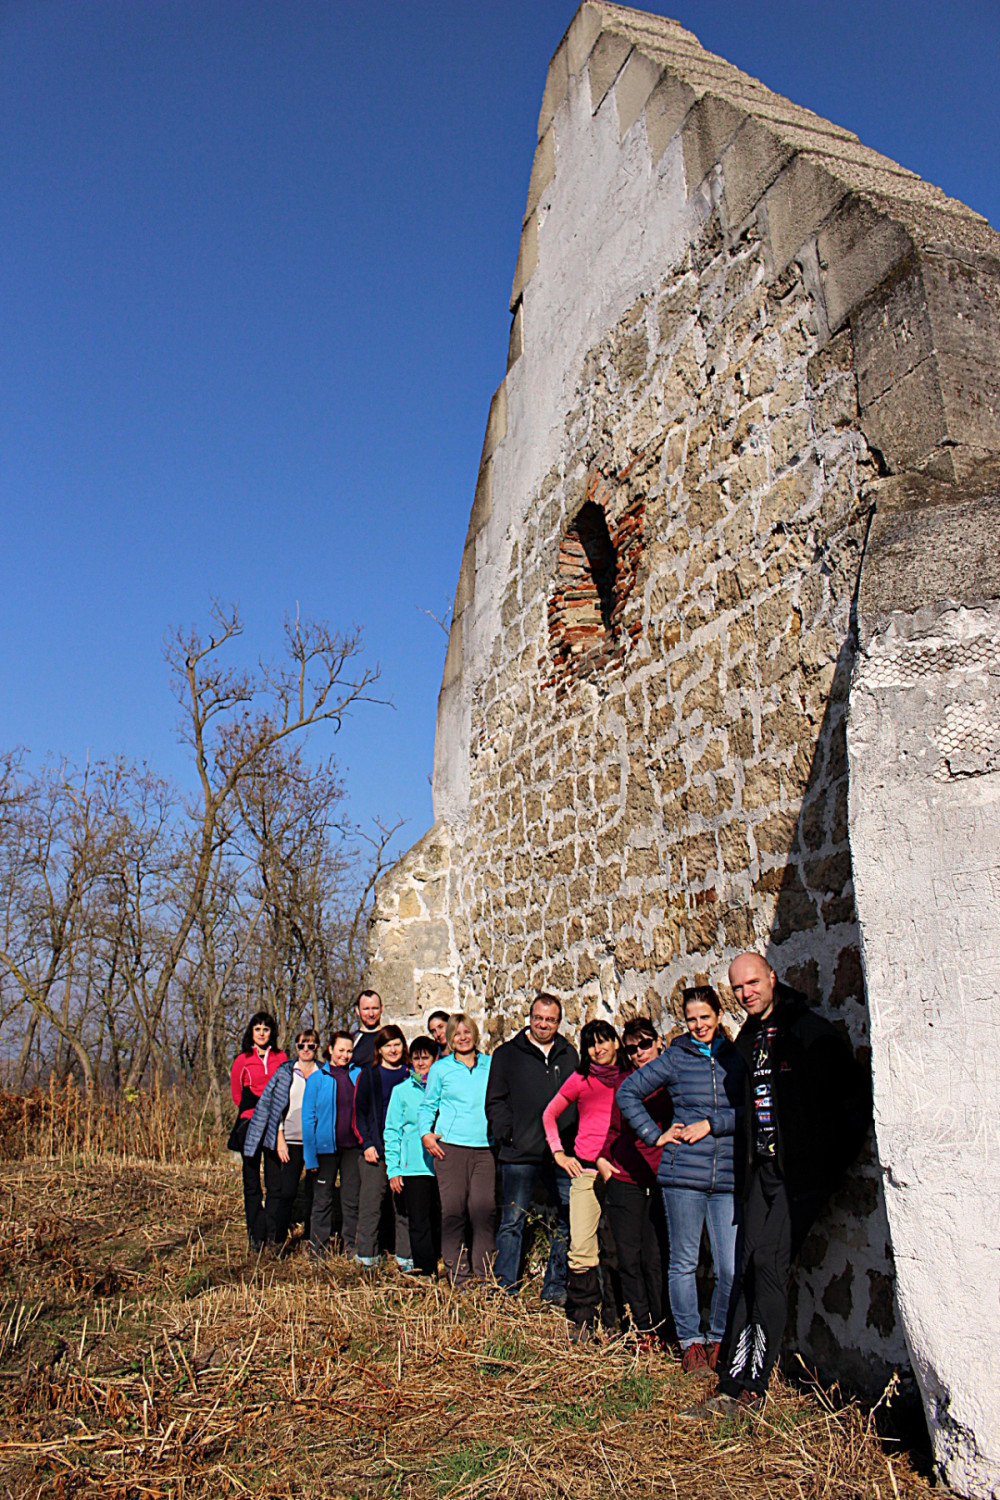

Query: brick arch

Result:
[546,474,645,692]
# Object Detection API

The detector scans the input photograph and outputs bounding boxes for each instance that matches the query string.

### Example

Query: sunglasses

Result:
[624,1039,657,1055]
[296,1041,318,1051]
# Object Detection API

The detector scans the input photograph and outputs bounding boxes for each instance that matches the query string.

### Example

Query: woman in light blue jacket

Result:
[384,1034,440,1276]
[302,1032,362,1259]
[419,1014,494,1286]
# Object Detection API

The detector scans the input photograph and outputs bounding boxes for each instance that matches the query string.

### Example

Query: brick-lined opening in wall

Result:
[545,473,646,695]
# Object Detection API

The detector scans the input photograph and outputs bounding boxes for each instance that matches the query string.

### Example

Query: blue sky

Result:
[3,0,998,865]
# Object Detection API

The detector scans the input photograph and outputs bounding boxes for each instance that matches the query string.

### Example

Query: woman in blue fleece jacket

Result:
[302,1032,361,1259]
[617,986,745,1374]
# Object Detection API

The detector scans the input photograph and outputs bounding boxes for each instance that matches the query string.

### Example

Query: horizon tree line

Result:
[0,603,400,1127]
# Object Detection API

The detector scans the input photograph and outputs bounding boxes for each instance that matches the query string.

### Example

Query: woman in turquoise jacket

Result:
[419,1014,494,1286]
[384,1034,440,1276]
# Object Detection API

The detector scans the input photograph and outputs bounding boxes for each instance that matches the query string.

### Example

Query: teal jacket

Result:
[418,1051,492,1148]
[384,1073,435,1178]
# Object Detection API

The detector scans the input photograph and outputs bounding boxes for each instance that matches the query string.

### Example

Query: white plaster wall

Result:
[434,66,707,825]
[848,602,1000,1497]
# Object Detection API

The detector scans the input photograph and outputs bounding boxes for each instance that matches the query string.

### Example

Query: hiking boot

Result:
[681,1341,710,1374]
[680,1388,763,1421]
[707,1341,722,1371]
[678,1391,737,1421]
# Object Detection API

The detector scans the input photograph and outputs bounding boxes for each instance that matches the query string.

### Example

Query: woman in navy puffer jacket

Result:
[617,986,745,1374]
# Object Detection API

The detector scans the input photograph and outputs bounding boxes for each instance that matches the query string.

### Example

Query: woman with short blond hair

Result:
[419,1013,494,1286]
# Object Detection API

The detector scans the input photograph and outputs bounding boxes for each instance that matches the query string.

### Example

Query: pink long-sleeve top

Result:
[543,1071,619,1164]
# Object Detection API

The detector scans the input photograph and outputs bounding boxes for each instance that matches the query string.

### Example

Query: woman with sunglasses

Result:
[231,1012,287,1249]
[618,986,745,1374]
[244,1026,322,1248]
[542,1019,631,1340]
[354,1024,413,1268]
[597,1018,673,1349]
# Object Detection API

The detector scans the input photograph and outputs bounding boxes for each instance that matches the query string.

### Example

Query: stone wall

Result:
[367,2,1000,1480]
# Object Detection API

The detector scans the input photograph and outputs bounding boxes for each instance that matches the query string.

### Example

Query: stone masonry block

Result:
[645,71,697,164]
[510,209,539,310]
[525,127,555,223]
[441,613,464,691]
[468,457,492,538]
[818,196,914,333]
[682,94,745,193]
[566,2,604,77]
[615,48,662,139]
[851,255,933,407]
[454,540,476,617]
[937,350,1000,457]
[762,152,844,274]
[721,116,794,231]
[859,356,947,471]
[507,300,524,371]
[589,31,633,113]
[538,37,569,138]
[857,494,1000,641]
[480,381,508,465]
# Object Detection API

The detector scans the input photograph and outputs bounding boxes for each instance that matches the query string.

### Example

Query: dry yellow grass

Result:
[0,1155,935,1500]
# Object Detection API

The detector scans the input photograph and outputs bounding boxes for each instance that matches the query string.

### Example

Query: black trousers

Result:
[401,1175,440,1275]
[262,1144,309,1245]
[242,1149,267,1248]
[311,1148,361,1258]
[604,1178,666,1334]
[717,1161,824,1397]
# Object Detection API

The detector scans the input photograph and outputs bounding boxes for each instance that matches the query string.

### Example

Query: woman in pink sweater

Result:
[542,1019,630,1339]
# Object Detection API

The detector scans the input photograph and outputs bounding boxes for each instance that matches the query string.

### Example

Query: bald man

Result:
[703,952,870,1415]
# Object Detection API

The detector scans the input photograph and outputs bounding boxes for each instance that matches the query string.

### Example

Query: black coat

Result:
[484,1029,580,1163]
[735,985,871,1201]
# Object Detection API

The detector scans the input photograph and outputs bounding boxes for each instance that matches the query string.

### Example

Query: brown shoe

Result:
[681,1342,709,1374]
[707,1341,722,1371]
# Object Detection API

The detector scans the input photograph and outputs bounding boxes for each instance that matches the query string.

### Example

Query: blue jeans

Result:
[661,1187,739,1346]
[494,1160,570,1300]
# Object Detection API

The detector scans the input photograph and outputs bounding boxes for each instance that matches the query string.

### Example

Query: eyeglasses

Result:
[624,1039,657,1055]
[296,1041,318,1051]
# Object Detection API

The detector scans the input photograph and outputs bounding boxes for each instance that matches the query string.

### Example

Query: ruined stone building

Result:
[365,5,1000,1492]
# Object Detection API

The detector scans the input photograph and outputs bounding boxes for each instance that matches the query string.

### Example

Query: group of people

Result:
[229,953,869,1416]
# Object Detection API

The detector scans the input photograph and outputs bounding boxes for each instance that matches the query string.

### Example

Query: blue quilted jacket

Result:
[244,1059,295,1158]
[617,1033,745,1194]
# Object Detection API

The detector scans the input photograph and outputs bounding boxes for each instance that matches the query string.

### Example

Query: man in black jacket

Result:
[485,993,579,1305]
[710,952,871,1411]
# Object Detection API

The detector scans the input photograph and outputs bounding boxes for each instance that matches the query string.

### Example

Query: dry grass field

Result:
[0,1096,937,1499]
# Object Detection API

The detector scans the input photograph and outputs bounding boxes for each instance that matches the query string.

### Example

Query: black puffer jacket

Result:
[735,985,871,1200]
[485,1029,579,1163]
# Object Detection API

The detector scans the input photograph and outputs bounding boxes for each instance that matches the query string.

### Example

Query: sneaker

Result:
[354,1254,379,1269]
[707,1341,722,1371]
[681,1342,710,1374]
[635,1333,660,1356]
[395,1257,415,1273]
